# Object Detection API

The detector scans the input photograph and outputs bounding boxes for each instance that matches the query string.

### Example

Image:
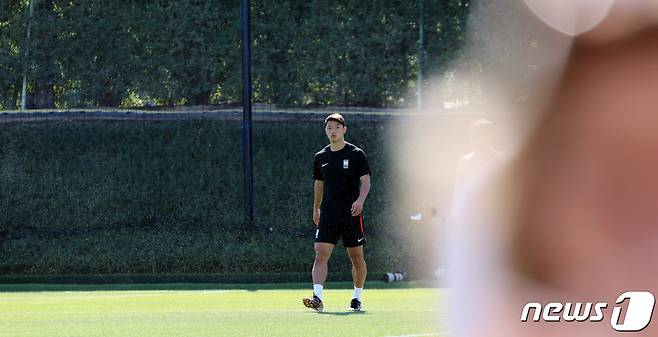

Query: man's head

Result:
[468,118,495,152]
[325,113,347,143]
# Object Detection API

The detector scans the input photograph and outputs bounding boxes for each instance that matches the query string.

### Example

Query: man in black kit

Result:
[302,113,372,312]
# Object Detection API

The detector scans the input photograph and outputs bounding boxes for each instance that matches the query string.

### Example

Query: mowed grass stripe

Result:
[0,288,446,337]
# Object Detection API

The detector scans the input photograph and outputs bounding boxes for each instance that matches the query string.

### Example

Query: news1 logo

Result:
[521,291,656,332]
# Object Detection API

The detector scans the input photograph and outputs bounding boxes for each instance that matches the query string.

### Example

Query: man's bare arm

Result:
[351,175,371,216]
[313,180,324,226]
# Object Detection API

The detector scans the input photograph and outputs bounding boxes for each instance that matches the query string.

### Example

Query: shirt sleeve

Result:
[314,154,324,181]
[356,150,371,178]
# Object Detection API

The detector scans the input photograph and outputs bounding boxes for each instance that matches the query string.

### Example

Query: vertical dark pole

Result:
[417,0,424,111]
[241,0,254,228]
[21,0,36,110]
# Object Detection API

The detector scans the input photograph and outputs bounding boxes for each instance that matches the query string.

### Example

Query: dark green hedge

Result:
[0,119,417,275]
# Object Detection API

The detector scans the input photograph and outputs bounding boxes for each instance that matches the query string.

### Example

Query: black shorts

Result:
[315,213,365,247]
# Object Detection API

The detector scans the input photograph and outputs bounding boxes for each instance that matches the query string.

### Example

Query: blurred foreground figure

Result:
[448,1,658,336]
[454,119,503,192]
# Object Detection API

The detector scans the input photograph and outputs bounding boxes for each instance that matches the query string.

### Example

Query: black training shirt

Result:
[313,142,371,215]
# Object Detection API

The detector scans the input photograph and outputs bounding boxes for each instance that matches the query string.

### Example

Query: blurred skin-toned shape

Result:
[505,23,658,337]
[436,1,658,336]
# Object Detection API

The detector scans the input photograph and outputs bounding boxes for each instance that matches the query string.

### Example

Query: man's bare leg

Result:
[304,242,335,311]
[312,242,335,286]
[347,245,367,310]
[347,245,367,287]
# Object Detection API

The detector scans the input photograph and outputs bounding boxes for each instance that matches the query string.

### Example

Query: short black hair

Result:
[325,113,345,126]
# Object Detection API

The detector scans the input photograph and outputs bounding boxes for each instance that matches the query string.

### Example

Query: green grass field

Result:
[0,282,447,337]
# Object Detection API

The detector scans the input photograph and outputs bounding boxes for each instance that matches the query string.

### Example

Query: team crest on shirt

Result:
[343,159,349,169]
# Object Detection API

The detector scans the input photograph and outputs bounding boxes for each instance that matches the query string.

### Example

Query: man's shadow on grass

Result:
[314,310,368,316]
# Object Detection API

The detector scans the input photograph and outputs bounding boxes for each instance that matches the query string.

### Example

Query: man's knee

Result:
[347,249,366,267]
[314,244,333,262]
[314,252,331,263]
[350,255,366,267]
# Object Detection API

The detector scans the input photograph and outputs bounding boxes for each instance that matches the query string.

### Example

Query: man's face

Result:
[325,120,346,143]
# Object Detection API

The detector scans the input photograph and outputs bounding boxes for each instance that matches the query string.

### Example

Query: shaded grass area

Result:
[0,280,436,292]
[0,272,356,285]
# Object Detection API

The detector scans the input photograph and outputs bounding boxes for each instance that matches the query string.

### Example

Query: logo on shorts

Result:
[322,163,328,167]
[521,291,656,332]
[357,237,365,243]
[315,229,319,239]
[343,159,349,169]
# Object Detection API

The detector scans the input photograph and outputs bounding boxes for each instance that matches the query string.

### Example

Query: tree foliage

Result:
[0,0,471,109]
